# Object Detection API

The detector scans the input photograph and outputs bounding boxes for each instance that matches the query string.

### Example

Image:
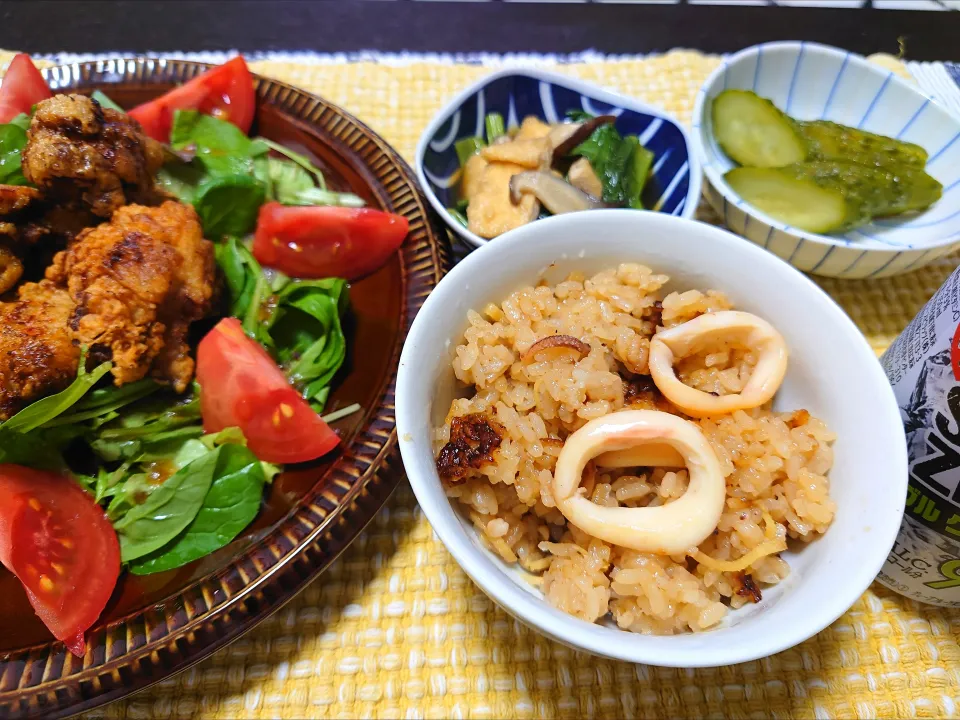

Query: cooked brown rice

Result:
[434,264,835,634]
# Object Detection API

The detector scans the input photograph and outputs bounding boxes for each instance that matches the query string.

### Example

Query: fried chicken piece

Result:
[0,184,96,271]
[0,185,42,216]
[0,280,79,419]
[46,201,215,392]
[22,94,164,218]
[0,244,23,295]
[0,185,43,245]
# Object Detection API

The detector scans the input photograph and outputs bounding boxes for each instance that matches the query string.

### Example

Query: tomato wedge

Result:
[196,318,340,464]
[128,56,255,142]
[0,53,51,123]
[0,465,120,656]
[252,203,409,281]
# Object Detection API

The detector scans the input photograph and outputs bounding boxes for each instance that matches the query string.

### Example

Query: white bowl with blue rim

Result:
[417,68,701,248]
[692,41,960,279]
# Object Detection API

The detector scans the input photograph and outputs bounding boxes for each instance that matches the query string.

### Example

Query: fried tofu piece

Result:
[22,94,164,218]
[46,201,215,392]
[515,116,553,141]
[568,157,604,199]
[466,162,539,239]
[461,153,488,203]
[481,137,552,170]
[0,280,79,419]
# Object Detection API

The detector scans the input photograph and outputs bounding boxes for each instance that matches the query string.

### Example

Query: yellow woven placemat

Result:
[3,50,959,719]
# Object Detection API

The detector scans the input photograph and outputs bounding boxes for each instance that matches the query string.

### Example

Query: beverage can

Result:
[877,266,960,605]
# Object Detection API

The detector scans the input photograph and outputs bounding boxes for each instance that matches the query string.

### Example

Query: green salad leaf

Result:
[192,174,266,238]
[43,378,160,428]
[261,154,315,204]
[0,116,30,186]
[216,235,262,319]
[0,104,362,578]
[155,161,207,204]
[2,356,112,433]
[158,110,362,238]
[255,136,327,189]
[0,428,66,469]
[90,388,204,463]
[112,447,219,562]
[90,90,124,112]
[128,444,266,575]
[169,109,268,177]
[215,236,349,412]
[271,278,349,400]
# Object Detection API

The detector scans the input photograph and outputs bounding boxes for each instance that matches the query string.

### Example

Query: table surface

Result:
[0,49,934,720]
[1,11,960,717]
[0,0,958,61]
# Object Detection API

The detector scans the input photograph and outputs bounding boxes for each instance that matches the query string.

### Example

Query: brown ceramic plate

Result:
[0,58,450,718]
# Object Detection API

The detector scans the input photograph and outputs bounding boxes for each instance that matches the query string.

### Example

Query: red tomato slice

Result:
[252,203,409,281]
[0,465,120,656]
[0,53,52,123]
[196,318,340,464]
[128,56,255,142]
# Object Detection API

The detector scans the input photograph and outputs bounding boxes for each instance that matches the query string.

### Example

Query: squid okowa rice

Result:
[434,264,836,634]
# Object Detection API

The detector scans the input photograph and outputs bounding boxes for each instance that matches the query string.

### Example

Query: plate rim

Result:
[0,57,451,718]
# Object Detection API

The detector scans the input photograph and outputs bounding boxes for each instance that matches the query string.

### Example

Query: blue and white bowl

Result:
[417,68,701,248]
[693,41,960,279]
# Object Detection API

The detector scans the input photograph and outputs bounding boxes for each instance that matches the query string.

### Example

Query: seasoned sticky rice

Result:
[434,264,835,634]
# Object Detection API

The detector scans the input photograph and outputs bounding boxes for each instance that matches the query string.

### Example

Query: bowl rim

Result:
[396,209,907,667]
[691,40,960,254]
[415,66,702,249]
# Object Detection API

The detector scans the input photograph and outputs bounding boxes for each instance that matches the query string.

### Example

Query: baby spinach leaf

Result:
[273,279,349,405]
[1,360,112,433]
[0,428,66,470]
[90,90,123,112]
[213,237,350,413]
[192,174,266,239]
[77,463,132,504]
[113,447,220,562]
[267,156,315,204]
[89,388,203,464]
[255,137,326,189]
[282,186,365,208]
[253,153,362,207]
[169,109,267,177]
[0,120,29,186]
[215,235,262,319]
[42,378,160,428]
[155,161,207,203]
[8,114,29,131]
[128,444,266,575]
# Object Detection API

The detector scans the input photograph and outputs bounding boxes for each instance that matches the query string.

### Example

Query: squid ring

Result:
[552,410,725,554]
[649,311,788,418]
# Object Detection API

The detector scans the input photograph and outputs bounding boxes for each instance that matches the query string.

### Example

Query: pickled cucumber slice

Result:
[725,166,856,233]
[726,161,943,235]
[712,90,807,168]
[799,120,929,169]
[786,160,942,217]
